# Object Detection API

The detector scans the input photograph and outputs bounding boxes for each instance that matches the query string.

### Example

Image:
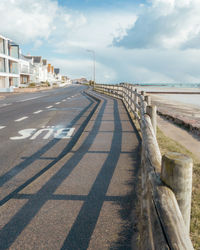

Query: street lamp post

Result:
[86,49,95,88]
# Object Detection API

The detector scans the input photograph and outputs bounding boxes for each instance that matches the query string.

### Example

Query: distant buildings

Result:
[0,34,68,92]
[72,78,89,84]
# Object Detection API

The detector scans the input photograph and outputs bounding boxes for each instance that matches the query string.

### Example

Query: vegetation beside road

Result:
[157,128,200,249]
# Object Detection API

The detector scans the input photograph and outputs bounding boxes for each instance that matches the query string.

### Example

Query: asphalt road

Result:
[0,87,140,250]
[0,84,98,203]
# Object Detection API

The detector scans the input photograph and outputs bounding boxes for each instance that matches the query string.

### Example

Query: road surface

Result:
[0,86,141,249]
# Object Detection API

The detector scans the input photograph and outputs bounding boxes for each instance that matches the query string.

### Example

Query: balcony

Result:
[8,42,19,59]
[20,64,29,74]
[9,61,19,74]
[0,38,5,55]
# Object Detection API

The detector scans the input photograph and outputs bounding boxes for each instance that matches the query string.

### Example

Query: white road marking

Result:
[30,128,54,140]
[62,99,66,102]
[46,106,53,109]
[55,102,61,105]
[3,103,12,106]
[54,128,75,139]
[10,127,75,140]
[0,103,12,108]
[15,116,28,122]
[67,97,71,99]
[33,110,43,114]
[0,126,6,130]
[10,129,36,140]
[17,96,44,102]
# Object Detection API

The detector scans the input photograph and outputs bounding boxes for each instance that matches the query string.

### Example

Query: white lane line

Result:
[15,116,28,122]
[17,96,44,102]
[46,106,53,109]
[0,126,6,130]
[33,110,43,114]
[3,103,12,106]
[62,99,66,102]
[67,97,71,100]
[0,103,12,108]
[55,102,61,105]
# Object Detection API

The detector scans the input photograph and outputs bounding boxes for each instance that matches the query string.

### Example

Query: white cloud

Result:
[0,0,58,43]
[50,57,116,82]
[115,0,200,49]
[1,0,200,84]
[52,11,137,52]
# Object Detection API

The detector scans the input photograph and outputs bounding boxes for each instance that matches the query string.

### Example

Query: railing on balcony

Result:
[20,65,29,74]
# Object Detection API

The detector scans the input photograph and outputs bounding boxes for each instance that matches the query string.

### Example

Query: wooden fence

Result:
[94,83,194,250]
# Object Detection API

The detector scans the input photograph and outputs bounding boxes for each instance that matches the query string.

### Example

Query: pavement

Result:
[0,88,141,249]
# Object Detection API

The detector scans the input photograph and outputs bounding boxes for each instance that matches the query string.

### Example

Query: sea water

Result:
[134,83,200,108]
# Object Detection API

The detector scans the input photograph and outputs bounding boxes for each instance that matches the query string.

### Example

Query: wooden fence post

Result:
[145,96,151,106]
[129,85,132,108]
[141,91,147,114]
[161,152,193,233]
[146,105,157,136]
[131,85,134,111]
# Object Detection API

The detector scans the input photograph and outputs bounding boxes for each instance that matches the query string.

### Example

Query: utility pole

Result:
[86,49,95,88]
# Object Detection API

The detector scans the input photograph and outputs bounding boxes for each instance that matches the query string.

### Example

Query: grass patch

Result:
[157,127,200,249]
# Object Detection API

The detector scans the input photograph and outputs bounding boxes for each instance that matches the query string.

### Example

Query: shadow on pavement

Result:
[0,94,141,250]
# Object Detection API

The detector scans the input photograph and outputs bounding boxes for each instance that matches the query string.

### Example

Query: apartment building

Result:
[24,56,45,84]
[47,63,56,84]
[19,53,34,85]
[0,34,20,91]
[42,59,48,82]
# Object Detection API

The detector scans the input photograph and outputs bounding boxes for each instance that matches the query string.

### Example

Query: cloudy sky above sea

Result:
[1,0,200,84]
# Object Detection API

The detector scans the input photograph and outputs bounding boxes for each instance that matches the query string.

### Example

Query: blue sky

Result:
[1,0,200,83]
[58,0,144,10]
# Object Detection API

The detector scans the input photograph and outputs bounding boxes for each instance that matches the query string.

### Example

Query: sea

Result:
[134,83,200,108]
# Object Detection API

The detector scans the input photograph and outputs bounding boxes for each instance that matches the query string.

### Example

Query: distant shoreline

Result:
[146,91,200,94]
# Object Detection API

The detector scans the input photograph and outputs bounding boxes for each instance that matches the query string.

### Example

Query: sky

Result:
[1,0,200,84]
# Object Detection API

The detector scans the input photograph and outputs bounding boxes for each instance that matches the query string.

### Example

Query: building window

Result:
[8,43,19,59]
[0,58,6,72]
[9,60,19,74]
[0,38,5,54]
[0,77,6,88]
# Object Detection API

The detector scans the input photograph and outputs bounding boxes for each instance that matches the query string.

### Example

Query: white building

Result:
[24,56,44,84]
[47,63,56,84]
[19,54,35,85]
[0,34,20,92]
[41,59,48,83]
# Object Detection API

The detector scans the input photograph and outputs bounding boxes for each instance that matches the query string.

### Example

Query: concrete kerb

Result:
[84,90,103,104]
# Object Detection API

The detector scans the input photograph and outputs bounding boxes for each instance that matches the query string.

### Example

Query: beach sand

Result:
[150,94,200,131]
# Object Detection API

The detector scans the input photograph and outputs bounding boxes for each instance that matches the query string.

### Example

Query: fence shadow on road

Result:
[0,94,141,250]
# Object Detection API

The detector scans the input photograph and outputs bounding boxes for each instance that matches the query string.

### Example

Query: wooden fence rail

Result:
[94,83,194,250]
